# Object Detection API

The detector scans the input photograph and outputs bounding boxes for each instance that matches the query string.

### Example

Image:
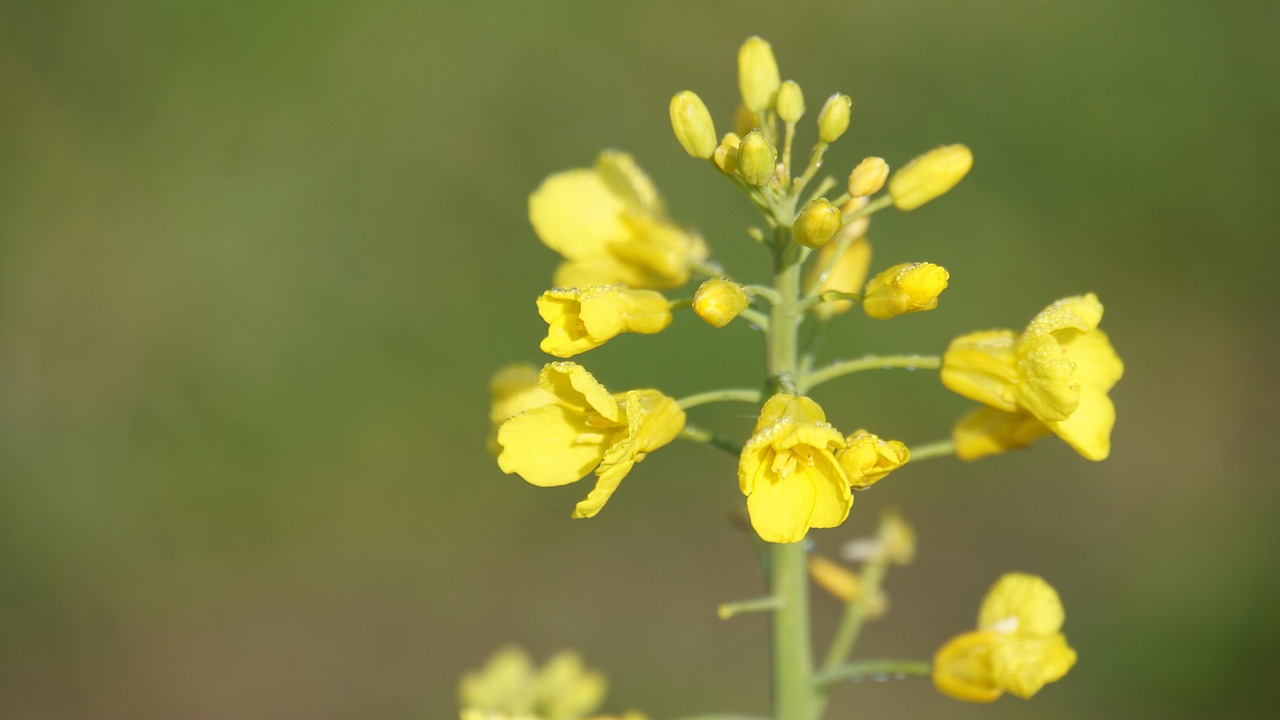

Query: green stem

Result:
[677,425,740,457]
[676,389,764,411]
[799,354,940,394]
[843,193,893,222]
[820,559,886,672]
[718,596,783,620]
[793,291,860,315]
[738,308,771,331]
[813,660,932,688]
[671,715,772,720]
[906,439,955,462]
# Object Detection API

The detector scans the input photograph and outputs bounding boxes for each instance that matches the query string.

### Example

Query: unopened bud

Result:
[737,130,777,187]
[888,144,972,210]
[847,156,889,198]
[669,91,718,159]
[693,278,749,328]
[862,262,950,319]
[776,80,805,123]
[713,133,742,175]
[817,94,852,143]
[838,430,910,488]
[738,37,780,113]
[808,554,861,603]
[792,197,842,249]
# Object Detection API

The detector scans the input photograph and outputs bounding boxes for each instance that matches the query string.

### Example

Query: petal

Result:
[1062,328,1124,393]
[1022,293,1103,340]
[496,405,608,487]
[629,390,685,454]
[803,452,853,529]
[932,630,1003,703]
[537,291,599,358]
[573,430,637,519]
[594,150,664,215]
[988,633,1077,699]
[978,573,1065,636]
[952,407,1052,461]
[1014,334,1080,423]
[553,259,634,289]
[539,362,620,423]
[745,463,817,544]
[529,170,627,261]
[941,330,1019,411]
[738,437,772,496]
[1045,384,1116,461]
[489,364,557,424]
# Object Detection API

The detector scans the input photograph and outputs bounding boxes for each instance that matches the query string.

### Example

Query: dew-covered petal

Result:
[941,330,1019,412]
[1014,334,1080,423]
[539,362,620,422]
[1045,384,1116,461]
[496,405,609,487]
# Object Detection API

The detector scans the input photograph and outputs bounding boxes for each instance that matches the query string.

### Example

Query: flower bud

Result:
[776,80,805,123]
[862,262,950,319]
[669,91,718,159]
[713,133,741,175]
[738,37,781,113]
[693,278,749,328]
[888,144,972,210]
[808,554,861,603]
[817,94,852,143]
[837,430,909,488]
[792,197,842,249]
[737,130,777,187]
[847,156,889,198]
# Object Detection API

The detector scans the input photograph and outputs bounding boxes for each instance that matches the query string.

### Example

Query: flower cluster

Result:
[460,647,644,720]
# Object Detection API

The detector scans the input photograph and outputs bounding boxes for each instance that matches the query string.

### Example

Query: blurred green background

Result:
[2,0,1278,718]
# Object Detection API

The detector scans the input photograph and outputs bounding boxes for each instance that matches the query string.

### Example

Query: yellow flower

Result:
[488,364,558,455]
[862,262,950,319]
[941,293,1124,460]
[934,573,1077,703]
[738,394,851,543]
[836,430,909,489]
[537,286,672,358]
[460,647,607,720]
[496,362,685,518]
[529,151,708,290]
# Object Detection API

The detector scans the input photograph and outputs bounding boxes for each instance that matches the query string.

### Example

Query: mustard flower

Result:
[528,151,708,290]
[934,573,1077,703]
[496,362,685,518]
[738,394,851,544]
[537,286,672,358]
[836,430,909,489]
[941,293,1124,460]
[862,262,950,319]
[460,646,607,720]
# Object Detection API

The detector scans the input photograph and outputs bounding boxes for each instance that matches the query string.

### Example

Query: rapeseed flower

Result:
[529,151,708,290]
[738,394,851,543]
[460,647,608,720]
[933,573,1077,702]
[836,430,909,489]
[496,362,684,518]
[941,293,1123,460]
[537,286,672,358]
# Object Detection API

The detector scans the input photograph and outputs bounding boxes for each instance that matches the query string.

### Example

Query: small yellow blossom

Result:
[776,80,805,123]
[693,278,750,328]
[804,234,871,320]
[737,129,777,187]
[889,144,973,211]
[712,133,741,175]
[669,91,718,159]
[529,151,708,290]
[862,262,950,319]
[847,156,889,198]
[537,286,672,358]
[792,197,843,249]
[808,553,862,602]
[738,394,851,543]
[836,430,909,489]
[461,647,607,720]
[488,364,558,455]
[738,37,781,113]
[497,363,685,518]
[941,293,1124,460]
[934,573,1077,703]
[816,93,852,143]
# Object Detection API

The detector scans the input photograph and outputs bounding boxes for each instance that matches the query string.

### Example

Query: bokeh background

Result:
[2,0,1278,718]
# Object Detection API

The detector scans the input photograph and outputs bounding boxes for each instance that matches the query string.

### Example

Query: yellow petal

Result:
[630,390,686,454]
[1045,384,1116,461]
[952,407,1052,461]
[1022,293,1103,340]
[809,554,862,603]
[988,633,1077,700]
[1014,333,1080,423]
[837,431,909,489]
[941,330,1019,411]
[573,390,683,519]
[489,364,557,425]
[801,454,854,529]
[497,405,611,487]
[806,235,871,320]
[932,630,1003,703]
[538,291,605,358]
[746,464,818,544]
[595,150,663,215]
[539,362,620,422]
[529,170,628,261]
[978,573,1065,637]
[1062,327,1124,393]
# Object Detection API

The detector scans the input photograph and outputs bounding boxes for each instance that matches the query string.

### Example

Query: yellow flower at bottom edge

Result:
[460,646,610,720]
[496,362,685,518]
[941,293,1124,460]
[738,394,851,544]
[528,151,708,290]
[933,573,1078,703]
[537,285,672,358]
